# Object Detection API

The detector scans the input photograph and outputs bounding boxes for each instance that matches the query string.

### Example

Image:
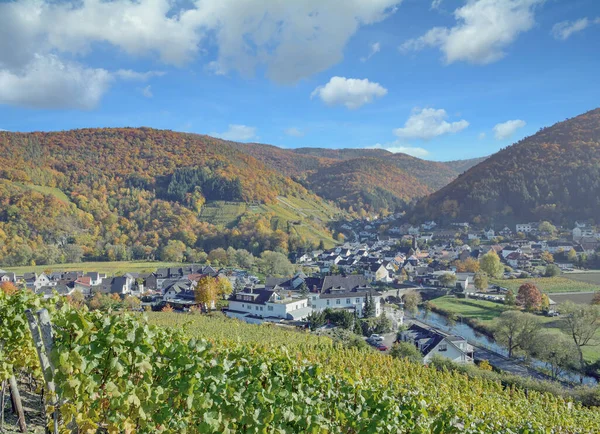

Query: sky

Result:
[0,0,599,161]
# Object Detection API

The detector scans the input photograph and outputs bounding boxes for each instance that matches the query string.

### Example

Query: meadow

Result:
[490,276,599,293]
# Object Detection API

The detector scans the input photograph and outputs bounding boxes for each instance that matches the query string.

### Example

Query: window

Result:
[438,344,447,352]
[241,304,244,308]
[268,306,273,311]
[346,298,351,304]
[356,298,361,303]
[255,306,259,311]
[260,307,263,311]
[336,299,341,305]
[326,300,330,306]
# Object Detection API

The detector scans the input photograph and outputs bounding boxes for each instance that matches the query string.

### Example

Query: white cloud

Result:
[431,0,443,10]
[478,132,486,140]
[393,108,469,140]
[141,85,153,98]
[311,76,388,109]
[371,142,430,158]
[116,70,165,81]
[284,127,305,137]
[401,0,542,65]
[360,42,381,62]
[211,124,257,142]
[493,119,526,139]
[0,0,402,89]
[552,18,595,40]
[0,54,112,110]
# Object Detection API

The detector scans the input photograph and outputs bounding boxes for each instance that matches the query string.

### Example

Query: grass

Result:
[428,296,600,362]
[490,277,600,294]
[198,201,248,226]
[8,181,72,205]
[2,260,181,276]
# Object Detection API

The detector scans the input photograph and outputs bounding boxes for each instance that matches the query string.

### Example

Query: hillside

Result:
[0,128,339,266]
[303,158,432,213]
[412,108,600,225]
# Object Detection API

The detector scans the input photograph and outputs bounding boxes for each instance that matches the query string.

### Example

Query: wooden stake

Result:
[1,379,6,431]
[8,375,26,433]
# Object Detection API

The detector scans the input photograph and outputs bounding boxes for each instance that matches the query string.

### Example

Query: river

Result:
[414,308,597,385]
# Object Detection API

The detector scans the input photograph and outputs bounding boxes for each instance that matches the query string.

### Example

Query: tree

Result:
[560,302,600,382]
[505,289,516,306]
[0,281,18,296]
[545,264,561,277]
[195,276,218,311]
[161,240,186,262]
[124,295,141,310]
[208,248,228,266]
[63,244,84,263]
[541,251,554,263]
[259,251,295,277]
[403,292,421,314]
[439,273,457,288]
[299,282,309,297]
[493,311,541,358]
[591,292,600,305]
[540,293,550,312]
[516,283,543,311]
[233,277,245,295]
[234,249,255,269]
[567,248,578,263]
[538,221,557,236]
[363,293,376,318]
[216,277,233,299]
[389,342,422,363]
[479,251,503,279]
[531,331,579,379]
[473,272,488,292]
[456,257,480,273]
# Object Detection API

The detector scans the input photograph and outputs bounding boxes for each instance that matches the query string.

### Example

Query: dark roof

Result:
[229,287,274,305]
[266,277,292,289]
[404,324,467,356]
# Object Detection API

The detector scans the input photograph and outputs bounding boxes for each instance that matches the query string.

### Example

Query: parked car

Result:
[376,343,388,351]
[369,334,384,342]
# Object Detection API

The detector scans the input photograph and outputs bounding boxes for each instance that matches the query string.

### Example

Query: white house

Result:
[516,223,534,233]
[573,226,595,241]
[225,288,311,324]
[483,228,495,240]
[24,273,51,291]
[401,323,473,364]
[310,275,383,317]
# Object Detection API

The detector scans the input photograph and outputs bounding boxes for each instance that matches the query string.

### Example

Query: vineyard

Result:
[2,290,600,433]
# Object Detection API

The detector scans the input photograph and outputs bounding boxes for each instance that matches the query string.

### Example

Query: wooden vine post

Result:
[25,309,58,434]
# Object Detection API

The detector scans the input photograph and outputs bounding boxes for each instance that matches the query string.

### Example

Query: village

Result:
[2,218,599,376]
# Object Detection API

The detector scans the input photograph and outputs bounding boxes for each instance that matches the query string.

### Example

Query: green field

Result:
[490,277,600,293]
[198,201,248,226]
[2,260,181,275]
[8,181,72,204]
[429,296,600,362]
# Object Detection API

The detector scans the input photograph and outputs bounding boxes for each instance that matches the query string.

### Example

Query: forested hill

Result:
[411,108,600,225]
[0,128,341,266]
[302,158,432,212]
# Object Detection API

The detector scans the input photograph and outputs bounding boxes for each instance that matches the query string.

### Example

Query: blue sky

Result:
[0,0,598,161]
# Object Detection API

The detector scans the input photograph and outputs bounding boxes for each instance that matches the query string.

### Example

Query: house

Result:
[516,223,535,233]
[98,276,131,295]
[483,228,495,240]
[573,226,595,241]
[163,279,197,302]
[365,263,389,282]
[24,273,51,291]
[225,287,311,324]
[85,272,106,286]
[0,271,16,283]
[311,275,383,317]
[400,323,473,364]
[546,240,574,254]
[501,246,521,259]
[73,276,93,295]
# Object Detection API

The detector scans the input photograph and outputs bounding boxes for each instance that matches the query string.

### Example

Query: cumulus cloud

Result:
[311,76,388,109]
[552,18,596,40]
[401,0,542,65]
[360,42,381,62]
[370,142,430,158]
[493,119,526,139]
[0,54,112,110]
[285,127,305,137]
[393,108,469,140]
[211,124,258,142]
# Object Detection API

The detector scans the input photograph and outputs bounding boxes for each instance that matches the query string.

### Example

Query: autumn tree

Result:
[439,273,457,288]
[216,277,233,299]
[0,281,18,296]
[473,272,488,291]
[591,292,600,305]
[124,295,141,310]
[161,240,186,262]
[479,251,503,279]
[195,276,218,311]
[505,289,516,306]
[208,248,228,266]
[456,257,480,273]
[545,264,561,277]
[567,248,578,263]
[516,283,543,311]
[538,221,557,236]
[560,302,600,382]
[541,251,554,263]
[403,292,421,314]
[493,311,541,358]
